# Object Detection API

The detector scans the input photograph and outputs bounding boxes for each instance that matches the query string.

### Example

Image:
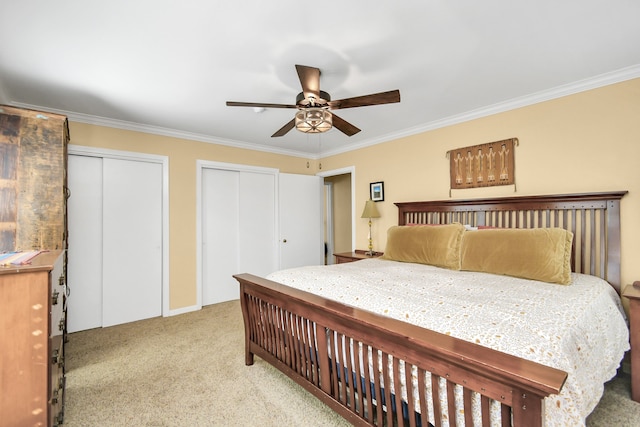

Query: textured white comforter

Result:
[267,258,629,426]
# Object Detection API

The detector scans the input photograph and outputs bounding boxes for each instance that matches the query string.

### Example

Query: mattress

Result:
[267,258,629,426]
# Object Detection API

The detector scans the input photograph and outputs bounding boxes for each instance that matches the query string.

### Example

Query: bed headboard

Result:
[395,191,627,292]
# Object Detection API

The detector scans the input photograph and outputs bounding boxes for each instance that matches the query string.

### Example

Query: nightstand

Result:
[623,282,640,402]
[334,250,383,264]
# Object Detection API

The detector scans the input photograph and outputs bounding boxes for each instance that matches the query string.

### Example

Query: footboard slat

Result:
[446,380,457,427]
[417,368,429,426]
[284,311,294,368]
[362,345,374,424]
[405,361,416,427]
[501,403,511,427]
[345,337,357,410]
[432,374,443,427]
[372,350,384,426]
[481,395,490,426]
[392,357,404,427]
[382,352,393,427]
[353,348,364,415]
[236,274,567,427]
[463,388,473,426]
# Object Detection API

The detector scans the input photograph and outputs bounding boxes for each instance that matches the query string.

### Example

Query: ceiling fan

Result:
[226,65,401,137]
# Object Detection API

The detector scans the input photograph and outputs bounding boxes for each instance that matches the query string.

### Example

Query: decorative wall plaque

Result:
[447,138,518,192]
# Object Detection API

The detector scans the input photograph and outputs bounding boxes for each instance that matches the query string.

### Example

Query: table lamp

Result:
[361,200,381,256]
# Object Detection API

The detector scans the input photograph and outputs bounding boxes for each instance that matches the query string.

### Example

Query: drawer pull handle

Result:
[50,388,59,405]
[58,274,65,286]
[52,290,59,305]
[54,411,65,426]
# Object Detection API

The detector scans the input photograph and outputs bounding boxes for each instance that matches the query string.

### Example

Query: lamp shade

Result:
[295,108,333,133]
[361,200,380,219]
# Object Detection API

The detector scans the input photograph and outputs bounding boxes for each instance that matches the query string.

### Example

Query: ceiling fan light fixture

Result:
[295,108,332,134]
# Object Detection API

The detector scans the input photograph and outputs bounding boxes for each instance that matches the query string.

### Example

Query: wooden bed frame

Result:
[234,191,627,426]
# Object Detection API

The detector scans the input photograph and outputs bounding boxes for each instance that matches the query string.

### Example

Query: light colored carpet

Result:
[63,300,639,426]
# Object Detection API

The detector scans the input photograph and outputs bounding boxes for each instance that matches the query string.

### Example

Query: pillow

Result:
[381,223,465,270]
[460,227,574,284]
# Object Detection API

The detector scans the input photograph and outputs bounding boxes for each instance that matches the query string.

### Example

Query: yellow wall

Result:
[69,77,640,311]
[321,78,640,292]
[68,123,315,310]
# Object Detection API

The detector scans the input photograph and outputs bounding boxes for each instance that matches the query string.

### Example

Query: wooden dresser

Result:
[0,105,69,252]
[0,250,66,426]
[1,105,69,426]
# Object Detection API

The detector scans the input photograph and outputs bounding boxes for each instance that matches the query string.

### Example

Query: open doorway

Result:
[318,167,355,265]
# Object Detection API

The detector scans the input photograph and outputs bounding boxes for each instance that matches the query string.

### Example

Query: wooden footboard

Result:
[234,273,567,427]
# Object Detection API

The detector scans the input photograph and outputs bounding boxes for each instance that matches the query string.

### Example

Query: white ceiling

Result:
[1,1,639,158]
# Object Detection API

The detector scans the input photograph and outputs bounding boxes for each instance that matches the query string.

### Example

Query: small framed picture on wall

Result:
[370,181,384,202]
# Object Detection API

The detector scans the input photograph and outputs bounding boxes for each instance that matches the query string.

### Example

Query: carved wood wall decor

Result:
[448,138,518,192]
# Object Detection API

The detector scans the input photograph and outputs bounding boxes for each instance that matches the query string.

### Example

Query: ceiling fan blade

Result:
[271,118,296,137]
[226,101,297,109]
[329,89,401,110]
[331,113,361,136]
[295,65,321,100]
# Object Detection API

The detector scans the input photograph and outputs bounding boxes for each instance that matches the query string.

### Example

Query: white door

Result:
[201,167,277,306]
[67,154,164,332]
[102,158,163,327]
[238,171,277,276]
[202,168,240,305]
[279,173,324,269]
[67,155,103,332]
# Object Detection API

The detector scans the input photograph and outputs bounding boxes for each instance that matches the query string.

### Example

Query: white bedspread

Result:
[267,258,629,426]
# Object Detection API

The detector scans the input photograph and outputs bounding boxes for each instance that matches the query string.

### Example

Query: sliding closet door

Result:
[102,158,163,327]
[201,167,277,306]
[67,154,163,332]
[202,168,240,305]
[238,171,277,276]
[67,155,103,332]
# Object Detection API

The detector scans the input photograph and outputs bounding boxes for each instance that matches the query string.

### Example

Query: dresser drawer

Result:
[50,335,65,427]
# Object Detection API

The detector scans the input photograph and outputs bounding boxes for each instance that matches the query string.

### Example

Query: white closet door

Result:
[202,168,240,305]
[201,167,277,306]
[279,173,324,269]
[102,158,163,327]
[67,155,104,333]
[239,171,277,276]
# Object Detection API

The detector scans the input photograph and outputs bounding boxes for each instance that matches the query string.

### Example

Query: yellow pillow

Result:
[381,223,465,270]
[460,228,574,284]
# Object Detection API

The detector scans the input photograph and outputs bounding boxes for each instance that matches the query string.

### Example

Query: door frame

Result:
[324,181,334,264]
[317,166,356,251]
[68,145,170,317]
[195,160,279,311]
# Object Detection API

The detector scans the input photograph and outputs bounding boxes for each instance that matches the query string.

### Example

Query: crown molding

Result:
[10,64,640,160]
[8,102,317,159]
[321,64,640,157]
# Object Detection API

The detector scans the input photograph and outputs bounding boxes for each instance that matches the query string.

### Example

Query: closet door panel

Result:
[67,155,104,333]
[279,173,323,269]
[202,168,240,305]
[102,158,163,327]
[238,171,277,277]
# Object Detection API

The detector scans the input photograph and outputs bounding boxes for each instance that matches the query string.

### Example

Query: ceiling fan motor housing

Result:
[296,91,331,107]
